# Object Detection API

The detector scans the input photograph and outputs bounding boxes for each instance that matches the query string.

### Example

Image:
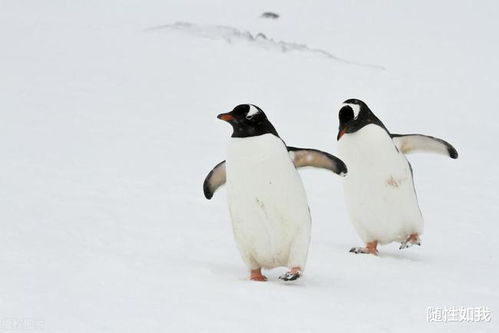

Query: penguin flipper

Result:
[287,146,347,176]
[391,134,458,159]
[203,161,226,199]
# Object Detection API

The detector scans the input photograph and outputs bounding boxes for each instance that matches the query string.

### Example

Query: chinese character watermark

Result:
[0,318,45,331]
[427,306,492,323]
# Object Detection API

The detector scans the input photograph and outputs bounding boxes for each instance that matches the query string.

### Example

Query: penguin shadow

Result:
[335,242,426,263]
[184,257,241,281]
[207,262,242,278]
[331,240,426,262]
[376,249,426,262]
[266,269,309,287]
[197,260,310,285]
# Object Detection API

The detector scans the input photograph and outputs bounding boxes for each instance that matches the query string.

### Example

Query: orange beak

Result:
[217,113,234,122]
[337,127,348,140]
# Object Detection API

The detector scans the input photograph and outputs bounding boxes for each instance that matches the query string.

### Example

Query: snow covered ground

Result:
[1,1,498,332]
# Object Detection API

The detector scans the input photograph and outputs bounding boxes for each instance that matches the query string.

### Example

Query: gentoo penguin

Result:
[336,99,458,255]
[204,104,347,281]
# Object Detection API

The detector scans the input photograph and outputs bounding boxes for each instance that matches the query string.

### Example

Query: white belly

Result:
[337,124,423,244]
[226,134,311,269]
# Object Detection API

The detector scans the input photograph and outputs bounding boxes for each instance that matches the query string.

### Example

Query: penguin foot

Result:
[250,268,268,282]
[279,267,302,281]
[399,233,421,250]
[350,247,369,254]
[350,241,378,255]
[279,271,301,281]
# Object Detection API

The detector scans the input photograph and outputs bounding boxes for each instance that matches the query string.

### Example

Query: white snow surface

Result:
[1,1,498,332]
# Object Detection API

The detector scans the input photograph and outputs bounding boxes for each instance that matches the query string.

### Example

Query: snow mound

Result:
[147,22,386,70]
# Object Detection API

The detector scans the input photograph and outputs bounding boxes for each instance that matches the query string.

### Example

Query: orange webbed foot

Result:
[279,267,302,281]
[350,241,379,255]
[250,268,268,282]
[400,233,421,250]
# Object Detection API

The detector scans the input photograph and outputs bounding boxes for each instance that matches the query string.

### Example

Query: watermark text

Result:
[427,306,491,323]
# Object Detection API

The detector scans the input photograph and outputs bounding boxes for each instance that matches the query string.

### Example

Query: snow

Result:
[1,0,498,332]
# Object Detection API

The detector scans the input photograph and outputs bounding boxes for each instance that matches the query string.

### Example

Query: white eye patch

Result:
[246,104,260,118]
[342,103,360,119]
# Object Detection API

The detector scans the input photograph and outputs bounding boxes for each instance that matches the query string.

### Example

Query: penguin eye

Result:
[246,114,254,120]
[339,104,361,122]
[339,106,354,123]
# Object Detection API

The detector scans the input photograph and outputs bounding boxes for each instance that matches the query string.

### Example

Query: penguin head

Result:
[337,99,385,140]
[217,104,279,138]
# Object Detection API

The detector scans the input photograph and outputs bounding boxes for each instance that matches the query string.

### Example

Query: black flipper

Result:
[203,161,226,199]
[391,134,458,159]
[287,146,347,176]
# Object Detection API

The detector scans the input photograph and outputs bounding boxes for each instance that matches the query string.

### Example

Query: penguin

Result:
[336,99,458,255]
[204,104,347,281]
